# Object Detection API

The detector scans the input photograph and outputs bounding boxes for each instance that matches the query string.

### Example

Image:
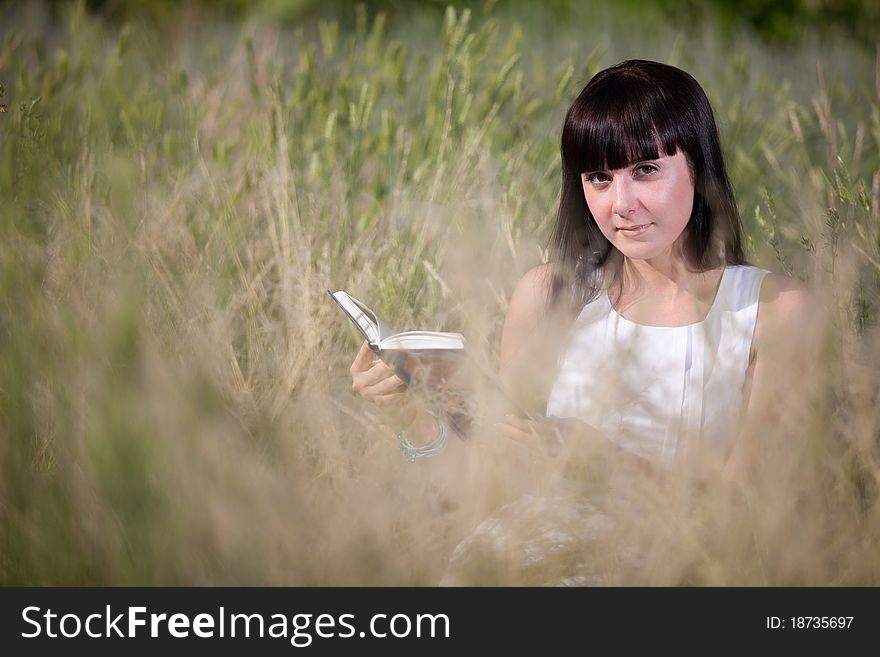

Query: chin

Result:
[613,244,669,261]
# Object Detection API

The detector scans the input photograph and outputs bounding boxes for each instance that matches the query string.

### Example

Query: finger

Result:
[498,416,533,432]
[501,415,541,436]
[496,426,548,462]
[350,341,375,374]
[495,421,538,447]
[353,361,397,390]
[497,419,561,457]
[361,374,408,398]
[357,362,405,389]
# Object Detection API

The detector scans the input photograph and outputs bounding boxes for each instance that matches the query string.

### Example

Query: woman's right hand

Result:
[350,341,415,424]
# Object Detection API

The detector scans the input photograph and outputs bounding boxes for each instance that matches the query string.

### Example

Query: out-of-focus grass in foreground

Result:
[0,1,878,584]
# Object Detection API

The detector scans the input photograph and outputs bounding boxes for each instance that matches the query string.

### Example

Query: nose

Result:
[611,177,637,217]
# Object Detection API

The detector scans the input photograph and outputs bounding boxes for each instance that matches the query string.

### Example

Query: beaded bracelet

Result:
[396,410,448,462]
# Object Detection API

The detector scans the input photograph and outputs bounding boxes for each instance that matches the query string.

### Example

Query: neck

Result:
[620,252,697,300]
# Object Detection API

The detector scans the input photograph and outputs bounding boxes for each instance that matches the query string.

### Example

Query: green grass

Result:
[0,0,878,584]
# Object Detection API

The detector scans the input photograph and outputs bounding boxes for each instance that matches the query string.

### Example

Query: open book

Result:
[327,290,465,383]
[328,289,540,431]
[328,290,464,352]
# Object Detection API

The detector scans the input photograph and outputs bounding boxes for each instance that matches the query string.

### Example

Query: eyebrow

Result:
[584,158,662,174]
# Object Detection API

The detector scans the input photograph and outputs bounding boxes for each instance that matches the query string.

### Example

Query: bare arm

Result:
[723,273,821,483]
[499,264,555,390]
[496,266,657,478]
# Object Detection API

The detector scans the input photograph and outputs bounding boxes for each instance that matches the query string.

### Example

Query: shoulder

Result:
[758,272,815,316]
[753,271,817,350]
[508,263,554,315]
[500,264,554,358]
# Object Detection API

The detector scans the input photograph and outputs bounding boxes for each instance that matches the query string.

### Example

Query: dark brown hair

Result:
[548,59,746,313]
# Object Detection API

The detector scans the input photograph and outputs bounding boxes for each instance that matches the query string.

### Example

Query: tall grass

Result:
[0,0,878,584]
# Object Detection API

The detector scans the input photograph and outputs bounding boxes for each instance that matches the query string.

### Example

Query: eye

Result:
[584,171,611,185]
[633,163,659,177]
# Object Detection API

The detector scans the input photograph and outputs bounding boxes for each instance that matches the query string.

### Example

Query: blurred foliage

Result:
[0,0,878,585]
[652,0,880,47]
[57,0,880,46]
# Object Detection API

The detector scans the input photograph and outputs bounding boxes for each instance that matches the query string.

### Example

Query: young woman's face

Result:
[581,149,695,262]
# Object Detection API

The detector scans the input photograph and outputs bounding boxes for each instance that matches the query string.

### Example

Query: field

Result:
[1,0,879,585]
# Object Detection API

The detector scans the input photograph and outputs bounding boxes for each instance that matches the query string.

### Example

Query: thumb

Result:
[352,340,375,372]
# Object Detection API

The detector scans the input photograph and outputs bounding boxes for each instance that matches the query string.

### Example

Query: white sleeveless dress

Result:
[546,264,771,465]
[441,265,771,585]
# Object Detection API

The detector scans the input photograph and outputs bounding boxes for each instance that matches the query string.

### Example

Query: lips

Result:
[617,223,652,234]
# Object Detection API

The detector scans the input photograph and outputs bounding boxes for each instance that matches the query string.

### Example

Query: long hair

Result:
[548,59,746,314]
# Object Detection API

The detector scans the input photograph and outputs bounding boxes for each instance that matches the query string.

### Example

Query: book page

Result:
[329,291,395,346]
[347,294,397,343]
[379,330,465,351]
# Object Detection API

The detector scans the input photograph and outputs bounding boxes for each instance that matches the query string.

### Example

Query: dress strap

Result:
[714,265,771,314]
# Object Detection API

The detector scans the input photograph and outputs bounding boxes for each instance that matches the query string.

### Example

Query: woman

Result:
[350,60,816,580]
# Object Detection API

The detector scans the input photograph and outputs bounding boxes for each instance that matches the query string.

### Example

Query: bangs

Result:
[562,70,684,173]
